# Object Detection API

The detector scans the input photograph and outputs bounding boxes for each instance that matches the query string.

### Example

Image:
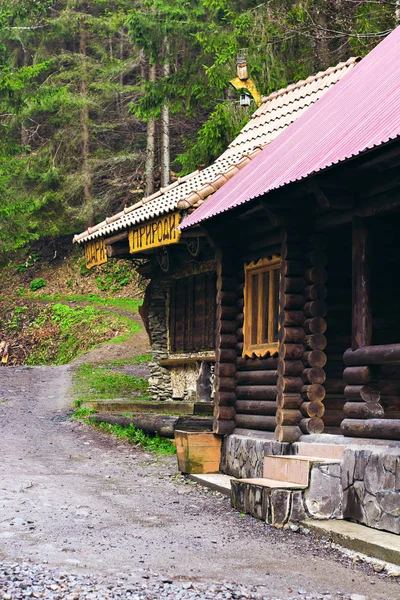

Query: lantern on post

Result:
[230,48,262,108]
[240,92,251,107]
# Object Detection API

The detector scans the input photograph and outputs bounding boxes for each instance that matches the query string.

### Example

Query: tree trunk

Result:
[118,29,124,115]
[79,18,93,226]
[161,37,170,188]
[145,62,156,196]
[315,3,330,69]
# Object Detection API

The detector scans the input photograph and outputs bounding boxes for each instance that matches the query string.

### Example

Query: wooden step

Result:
[296,442,345,460]
[263,454,340,486]
[83,400,213,415]
[234,478,307,490]
[230,478,308,525]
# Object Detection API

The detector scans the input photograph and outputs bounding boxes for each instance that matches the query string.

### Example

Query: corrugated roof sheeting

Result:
[74,57,358,244]
[181,28,400,230]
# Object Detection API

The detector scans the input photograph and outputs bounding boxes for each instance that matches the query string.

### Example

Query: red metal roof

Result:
[181,27,400,230]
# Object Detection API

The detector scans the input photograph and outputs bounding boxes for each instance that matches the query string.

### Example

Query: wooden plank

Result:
[344,344,400,366]
[236,385,278,400]
[236,370,278,385]
[236,357,279,371]
[352,217,372,350]
[234,414,276,431]
[341,418,400,440]
[235,400,277,416]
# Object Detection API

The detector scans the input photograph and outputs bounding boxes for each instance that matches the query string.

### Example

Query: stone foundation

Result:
[147,279,173,402]
[220,433,291,478]
[230,459,343,527]
[225,433,400,535]
[342,447,400,535]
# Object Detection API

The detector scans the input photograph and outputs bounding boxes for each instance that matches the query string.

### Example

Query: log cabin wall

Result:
[231,224,284,437]
[213,248,239,435]
[370,215,400,426]
[342,213,400,440]
[275,230,307,442]
[146,238,218,403]
[323,226,352,431]
[370,215,400,346]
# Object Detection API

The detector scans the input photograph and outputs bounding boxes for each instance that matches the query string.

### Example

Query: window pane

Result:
[250,273,259,345]
[273,267,280,341]
[262,271,270,343]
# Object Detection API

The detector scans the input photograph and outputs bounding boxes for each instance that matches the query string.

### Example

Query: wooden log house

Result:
[73,59,356,407]
[179,28,400,534]
[182,27,400,444]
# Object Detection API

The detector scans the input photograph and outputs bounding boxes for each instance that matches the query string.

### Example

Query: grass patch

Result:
[96,422,176,455]
[72,362,150,403]
[72,406,96,419]
[26,303,139,365]
[132,352,152,364]
[96,353,153,368]
[0,300,139,366]
[20,292,142,314]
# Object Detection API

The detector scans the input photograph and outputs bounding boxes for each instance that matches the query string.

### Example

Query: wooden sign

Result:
[84,238,107,269]
[129,211,181,254]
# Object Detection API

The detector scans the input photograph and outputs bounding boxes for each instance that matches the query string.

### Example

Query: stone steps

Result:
[231,449,343,527]
[263,454,340,486]
[295,442,346,460]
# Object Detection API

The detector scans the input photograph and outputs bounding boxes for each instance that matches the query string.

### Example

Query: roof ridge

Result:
[73,56,360,245]
[177,149,263,210]
[260,56,360,104]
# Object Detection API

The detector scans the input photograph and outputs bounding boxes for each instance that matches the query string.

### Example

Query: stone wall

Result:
[220,433,290,478]
[225,433,400,534]
[147,279,173,402]
[342,447,400,535]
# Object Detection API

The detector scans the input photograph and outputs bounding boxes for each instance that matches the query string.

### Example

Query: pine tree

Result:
[0,0,395,256]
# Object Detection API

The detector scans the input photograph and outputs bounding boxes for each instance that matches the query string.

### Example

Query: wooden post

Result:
[352,217,372,350]
[341,218,381,438]
[213,248,238,435]
[275,230,306,442]
[299,234,328,435]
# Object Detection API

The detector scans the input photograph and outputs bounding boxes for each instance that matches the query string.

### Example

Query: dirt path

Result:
[70,311,150,366]
[0,365,399,599]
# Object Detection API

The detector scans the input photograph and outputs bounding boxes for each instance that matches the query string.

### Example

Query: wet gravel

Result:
[0,562,370,600]
[1,365,399,600]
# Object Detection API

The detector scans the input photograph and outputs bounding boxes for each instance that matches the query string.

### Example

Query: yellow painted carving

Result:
[128,211,181,254]
[230,76,262,107]
[84,238,107,269]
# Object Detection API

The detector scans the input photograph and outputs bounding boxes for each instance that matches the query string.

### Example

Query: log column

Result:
[342,218,382,434]
[214,249,238,435]
[275,232,306,442]
[235,259,279,433]
[300,234,327,435]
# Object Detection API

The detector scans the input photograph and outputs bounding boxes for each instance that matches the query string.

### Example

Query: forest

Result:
[0,0,397,257]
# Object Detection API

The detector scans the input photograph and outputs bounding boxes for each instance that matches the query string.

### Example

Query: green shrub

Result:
[97,422,176,455]
[29,278,46,291]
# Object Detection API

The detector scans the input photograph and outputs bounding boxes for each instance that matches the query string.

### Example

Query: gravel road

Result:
[0,365,399,600]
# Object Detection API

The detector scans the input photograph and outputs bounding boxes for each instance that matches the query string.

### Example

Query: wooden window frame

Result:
[168,270,217,354]
[243,256,281,358]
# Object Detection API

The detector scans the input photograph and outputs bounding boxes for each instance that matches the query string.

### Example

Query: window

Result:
[169,272,217,353]
[243,257,281,357]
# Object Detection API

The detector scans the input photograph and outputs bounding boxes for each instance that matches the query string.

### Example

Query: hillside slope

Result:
[0,240,146,366]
